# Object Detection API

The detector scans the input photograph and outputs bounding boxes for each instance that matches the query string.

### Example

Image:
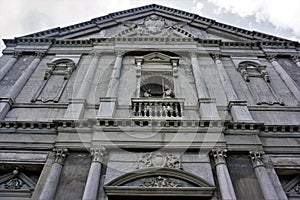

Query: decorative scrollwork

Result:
[138,152,181,169]
[139,176,182,188]
[4,177,24,189]
[53,148,68,165]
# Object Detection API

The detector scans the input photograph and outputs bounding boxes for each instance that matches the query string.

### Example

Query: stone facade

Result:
[0,4,299,200]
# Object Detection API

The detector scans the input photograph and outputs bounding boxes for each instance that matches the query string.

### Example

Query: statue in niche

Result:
[143,89,152,98]
[163,85,175,98]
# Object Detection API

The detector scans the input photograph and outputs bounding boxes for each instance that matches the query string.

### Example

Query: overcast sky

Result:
[0,0,299,53]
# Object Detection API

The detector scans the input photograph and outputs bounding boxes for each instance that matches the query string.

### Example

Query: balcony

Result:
[131,98,184,118]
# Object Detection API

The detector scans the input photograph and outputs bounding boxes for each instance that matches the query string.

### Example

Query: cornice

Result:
[3,4,298,46]
[0,119,298,133]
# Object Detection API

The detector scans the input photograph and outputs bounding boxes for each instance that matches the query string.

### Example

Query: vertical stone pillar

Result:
[97,51,124,118]
[211,149,237,200]
[190,52,209,98]
[64,51,101,119]
[249,150,279,200]
[76,51,101,99]
[106,51,124,97]
[268,54,300,103]
[211,54,238,101]
[291,54,300,68]
[135,58,143,98]
[212,53,253,122]
[82,147,106,200]
[190,52,220,120]
[171,58,181,98]
[0,51,22,81]
[39,148,68,200]
[0,51,45,120]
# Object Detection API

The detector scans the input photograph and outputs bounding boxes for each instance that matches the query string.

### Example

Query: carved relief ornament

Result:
[139,176,182,188]
[211,149,227,165]
[90,146,107,162]
[138,152,181,169]
[249,150,265,168]
[53,148,68,165]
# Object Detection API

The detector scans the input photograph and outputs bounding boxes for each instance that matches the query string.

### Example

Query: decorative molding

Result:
[139,176,182,188]
[0,168,36,191]
[53,148,68,165]
[249,150,265,168]
[211,149,227,165]
[138,152,182,169]
[291,54,300,63]
[211,53,220,61]
[13,51,22,59]
[35,51,46,59]
[90,146,107,162]
[266,53,277,62]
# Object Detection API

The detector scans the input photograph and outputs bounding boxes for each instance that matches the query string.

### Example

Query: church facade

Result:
[0,4,299,200]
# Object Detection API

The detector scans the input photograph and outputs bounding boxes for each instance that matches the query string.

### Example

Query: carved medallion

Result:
[138,152,181,169]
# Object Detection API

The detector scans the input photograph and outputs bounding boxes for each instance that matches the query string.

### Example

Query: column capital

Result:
[189,51,198,58]
[115,50,125,57]
[249,150,265,168]
[291,54,300,63]
[90,146,107,162]
[90,51,101,57]
[211,149,227,165]
[266,53,277,62]
[52,148,68,165]
[211,53,221,61]
[13,51,22,58]
[35,51,46,59]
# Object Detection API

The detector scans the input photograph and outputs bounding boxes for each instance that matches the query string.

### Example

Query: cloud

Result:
[208,0,300,35]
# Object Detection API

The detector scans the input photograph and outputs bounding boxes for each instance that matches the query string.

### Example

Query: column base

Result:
[199,98,220,120]
[64,99,86,119]
[229,101,254,122]
[97,97,117,118]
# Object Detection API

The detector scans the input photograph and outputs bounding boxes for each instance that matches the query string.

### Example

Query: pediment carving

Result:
[116,14,194,38]
[138,152,182,169]
[0,168,36,191]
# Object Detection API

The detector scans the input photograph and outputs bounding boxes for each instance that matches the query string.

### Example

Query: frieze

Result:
[139,176,182,188]
[138,152,181,169]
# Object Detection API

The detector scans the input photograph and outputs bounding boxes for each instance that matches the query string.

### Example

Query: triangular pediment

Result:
[5,4,296,46]
[0,169,36,191]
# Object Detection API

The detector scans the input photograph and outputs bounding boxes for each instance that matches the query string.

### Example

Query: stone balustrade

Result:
[131,98,184,118]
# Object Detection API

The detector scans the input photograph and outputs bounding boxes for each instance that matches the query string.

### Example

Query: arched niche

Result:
[104,168,215,199]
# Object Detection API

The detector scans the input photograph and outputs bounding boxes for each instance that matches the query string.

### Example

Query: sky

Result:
[0,0,300,53]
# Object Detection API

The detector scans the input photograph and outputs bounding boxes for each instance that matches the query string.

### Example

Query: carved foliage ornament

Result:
[138,152,181,169]
[121,14,188,37]
[249,150,265,168]
[139,176,182,188]
[53,148,68,165]
[211,149,227,165]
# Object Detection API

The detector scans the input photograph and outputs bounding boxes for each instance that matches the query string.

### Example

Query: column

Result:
[190,52,220,119]
[249,150,279,200]
[0,51,22,81]
[212,53,253,122]
[39,148,68,200]
[135,58,142,98]
[82,147,106,200]
[291,54,300,68]
[0,51,45,120]
[268,54,300,103]
[105,51,124,97]
[211,149,237,200]
[97,51,124,118]
[64,51,101,119]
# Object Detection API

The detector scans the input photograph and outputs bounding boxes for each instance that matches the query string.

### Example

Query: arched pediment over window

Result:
[104,168,215,198]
